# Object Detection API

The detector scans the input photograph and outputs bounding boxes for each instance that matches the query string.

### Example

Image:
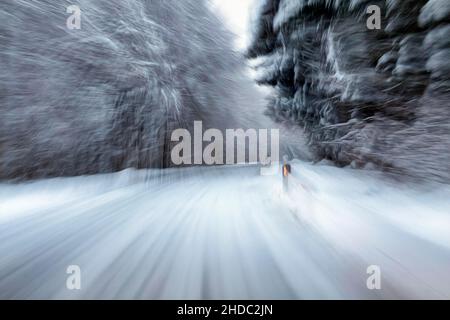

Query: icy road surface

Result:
[0,162,449,299]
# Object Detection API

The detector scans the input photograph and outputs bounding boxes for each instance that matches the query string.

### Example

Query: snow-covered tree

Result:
[0,0,266,179]
[248,0,450,183]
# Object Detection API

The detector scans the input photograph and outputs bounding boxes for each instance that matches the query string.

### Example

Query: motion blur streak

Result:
[0,163,449,299]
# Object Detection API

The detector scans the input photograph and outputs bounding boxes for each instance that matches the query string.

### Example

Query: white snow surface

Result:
[0,162,449,299]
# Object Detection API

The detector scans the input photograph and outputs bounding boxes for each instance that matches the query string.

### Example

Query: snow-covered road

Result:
[0,162,449,299]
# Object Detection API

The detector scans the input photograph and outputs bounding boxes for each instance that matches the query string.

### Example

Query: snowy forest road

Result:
[0,163,449,299]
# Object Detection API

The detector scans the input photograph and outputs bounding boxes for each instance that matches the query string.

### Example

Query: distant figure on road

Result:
[282,162,291,192]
